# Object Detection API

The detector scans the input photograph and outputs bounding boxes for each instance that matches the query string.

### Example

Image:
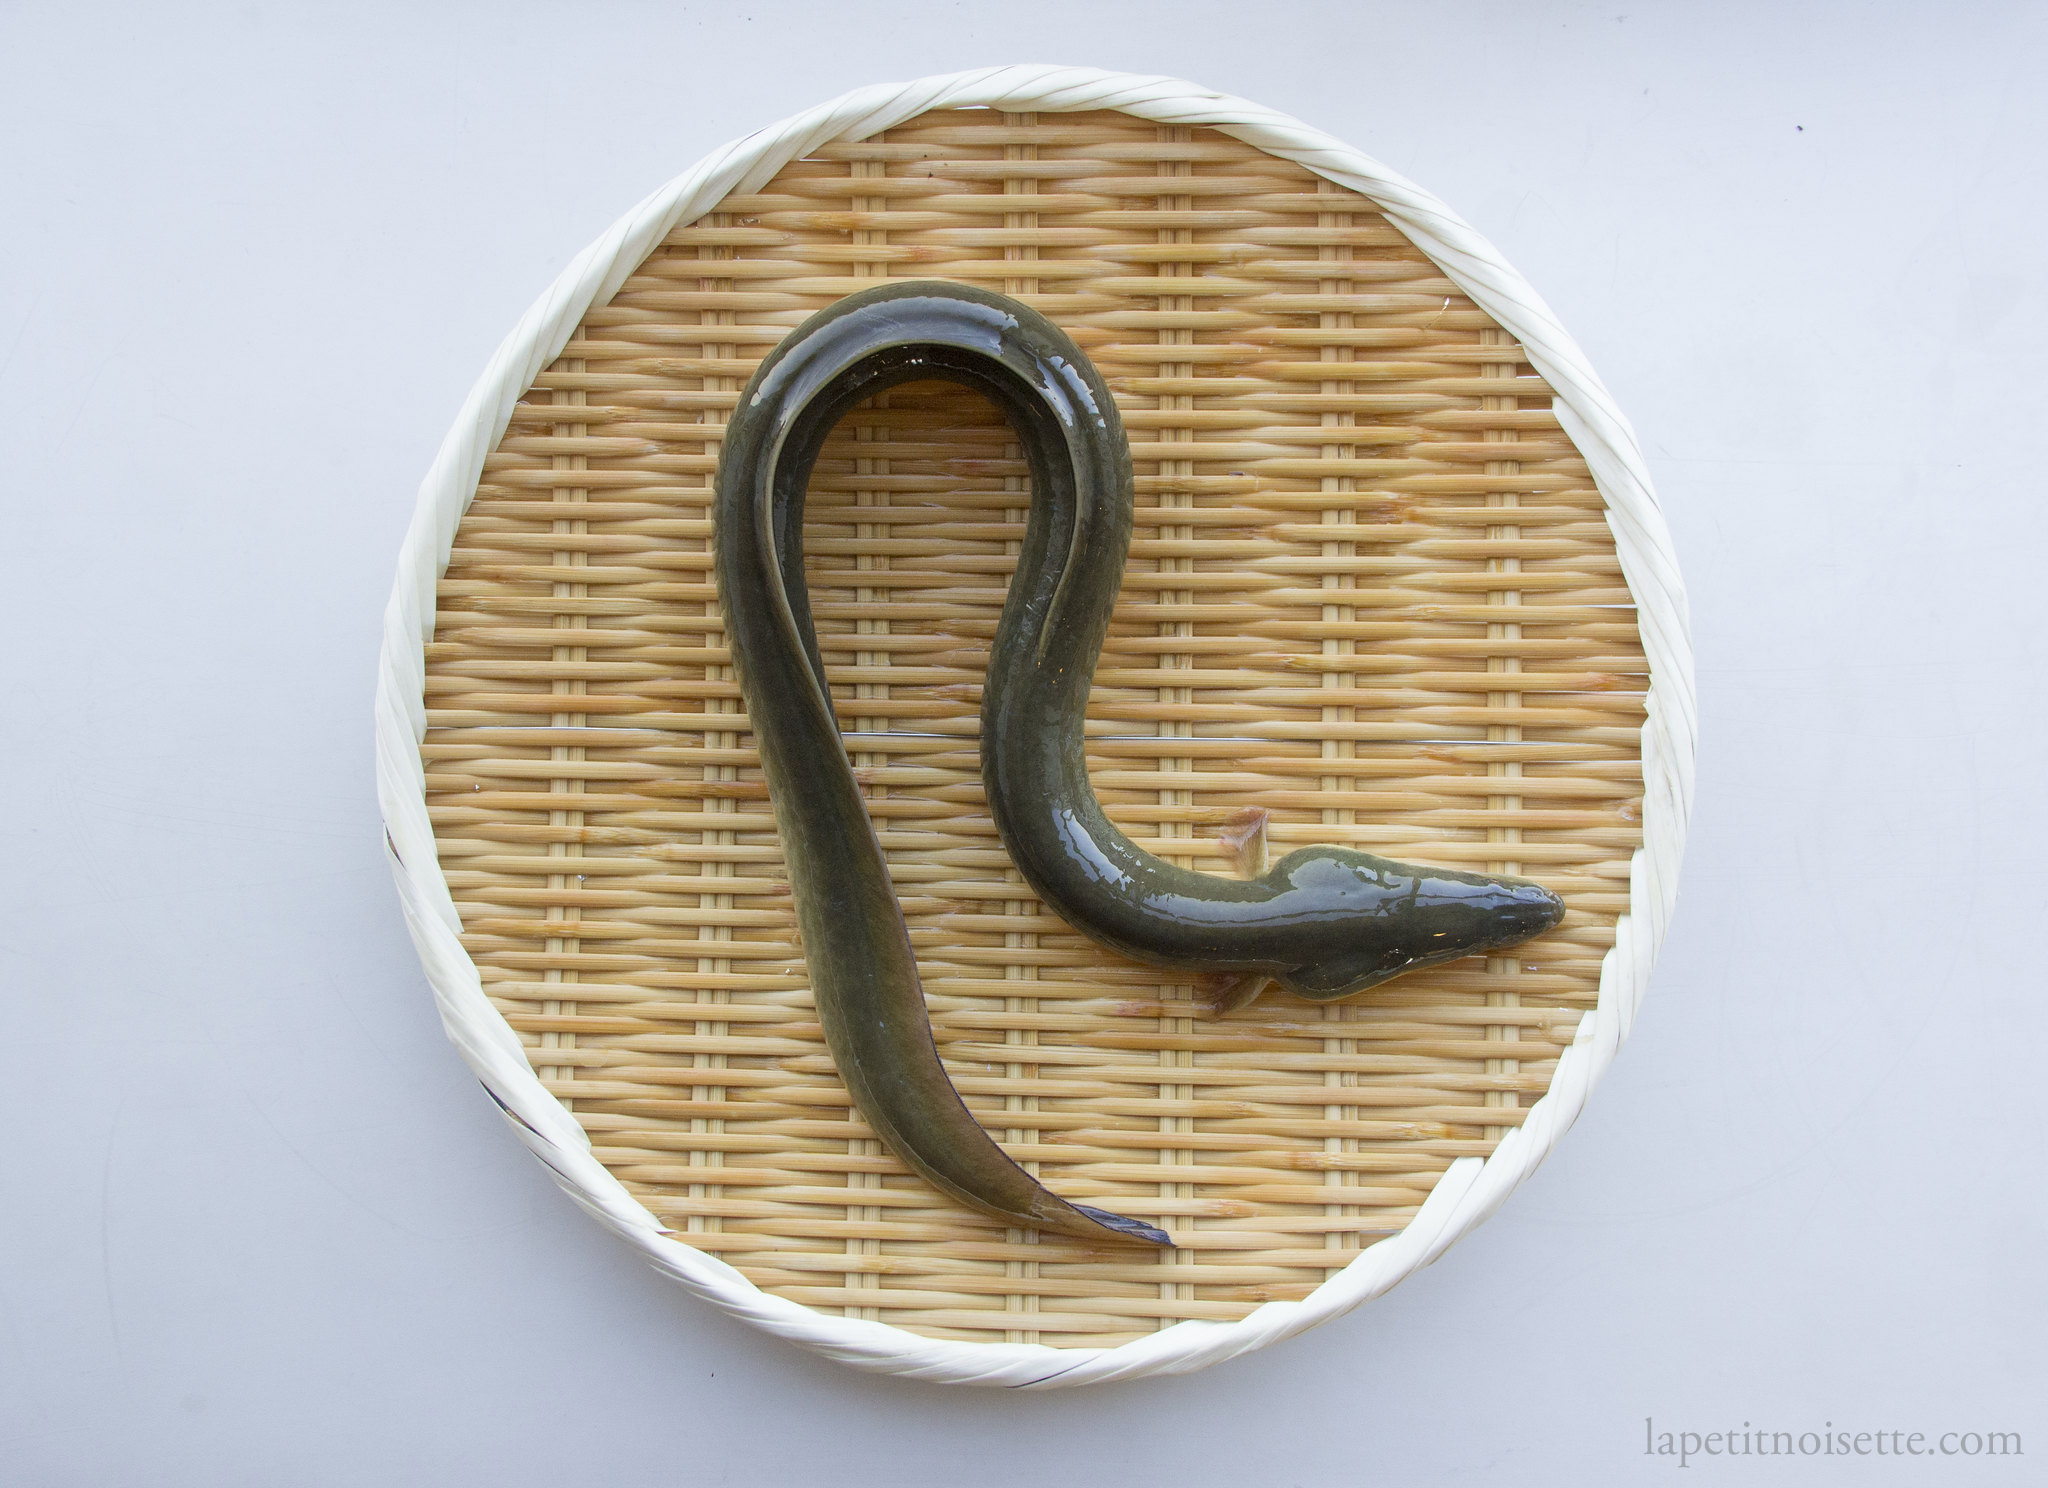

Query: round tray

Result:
[377,67,1693,1387]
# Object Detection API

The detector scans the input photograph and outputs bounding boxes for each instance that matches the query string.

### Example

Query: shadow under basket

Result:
[384,69,1691,1386]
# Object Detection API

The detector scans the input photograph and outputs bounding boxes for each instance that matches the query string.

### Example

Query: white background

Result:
[5,3,2043,1482]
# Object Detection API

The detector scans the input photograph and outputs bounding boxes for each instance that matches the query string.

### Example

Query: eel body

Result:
[713,281,1563,1246]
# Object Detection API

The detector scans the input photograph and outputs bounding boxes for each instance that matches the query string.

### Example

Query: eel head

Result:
[1261,848,1565,1003]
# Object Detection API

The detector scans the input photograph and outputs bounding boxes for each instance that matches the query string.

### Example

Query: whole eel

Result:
[713,282,1565,1246]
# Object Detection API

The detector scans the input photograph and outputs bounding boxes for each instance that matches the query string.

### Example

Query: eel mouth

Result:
[1486,877,1569,941]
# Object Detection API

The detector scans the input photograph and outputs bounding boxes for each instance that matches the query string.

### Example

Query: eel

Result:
[713,281,1564,1246]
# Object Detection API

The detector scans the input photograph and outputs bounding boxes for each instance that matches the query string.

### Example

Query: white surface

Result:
[4,0,2042,1477]
[375,63,1692,1387]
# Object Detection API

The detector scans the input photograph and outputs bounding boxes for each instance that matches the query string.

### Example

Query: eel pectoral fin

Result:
[1218,806,1270,879]
[1199,972,1273,1020]
[1193,810,1276,1018]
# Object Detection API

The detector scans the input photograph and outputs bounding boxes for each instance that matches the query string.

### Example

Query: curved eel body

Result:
[714,281,1563,1245]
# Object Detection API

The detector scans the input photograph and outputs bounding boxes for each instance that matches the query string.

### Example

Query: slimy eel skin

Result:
[713,282,1564,1246]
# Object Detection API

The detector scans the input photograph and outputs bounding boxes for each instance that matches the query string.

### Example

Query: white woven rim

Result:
[375,65,1695,1387]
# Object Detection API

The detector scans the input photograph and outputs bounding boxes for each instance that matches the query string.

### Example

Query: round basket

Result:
[377,66,1693,1387]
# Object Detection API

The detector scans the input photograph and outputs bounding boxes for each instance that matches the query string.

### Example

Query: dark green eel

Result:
[713,281,1564,1246]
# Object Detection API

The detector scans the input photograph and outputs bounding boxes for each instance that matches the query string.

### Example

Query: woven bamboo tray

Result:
[378,68,1693,1386]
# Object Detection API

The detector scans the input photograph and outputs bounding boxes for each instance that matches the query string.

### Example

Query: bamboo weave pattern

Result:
[423,108,1646,1347]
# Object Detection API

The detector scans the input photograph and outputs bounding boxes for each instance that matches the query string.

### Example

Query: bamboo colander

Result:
[390,76,1684,1378]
